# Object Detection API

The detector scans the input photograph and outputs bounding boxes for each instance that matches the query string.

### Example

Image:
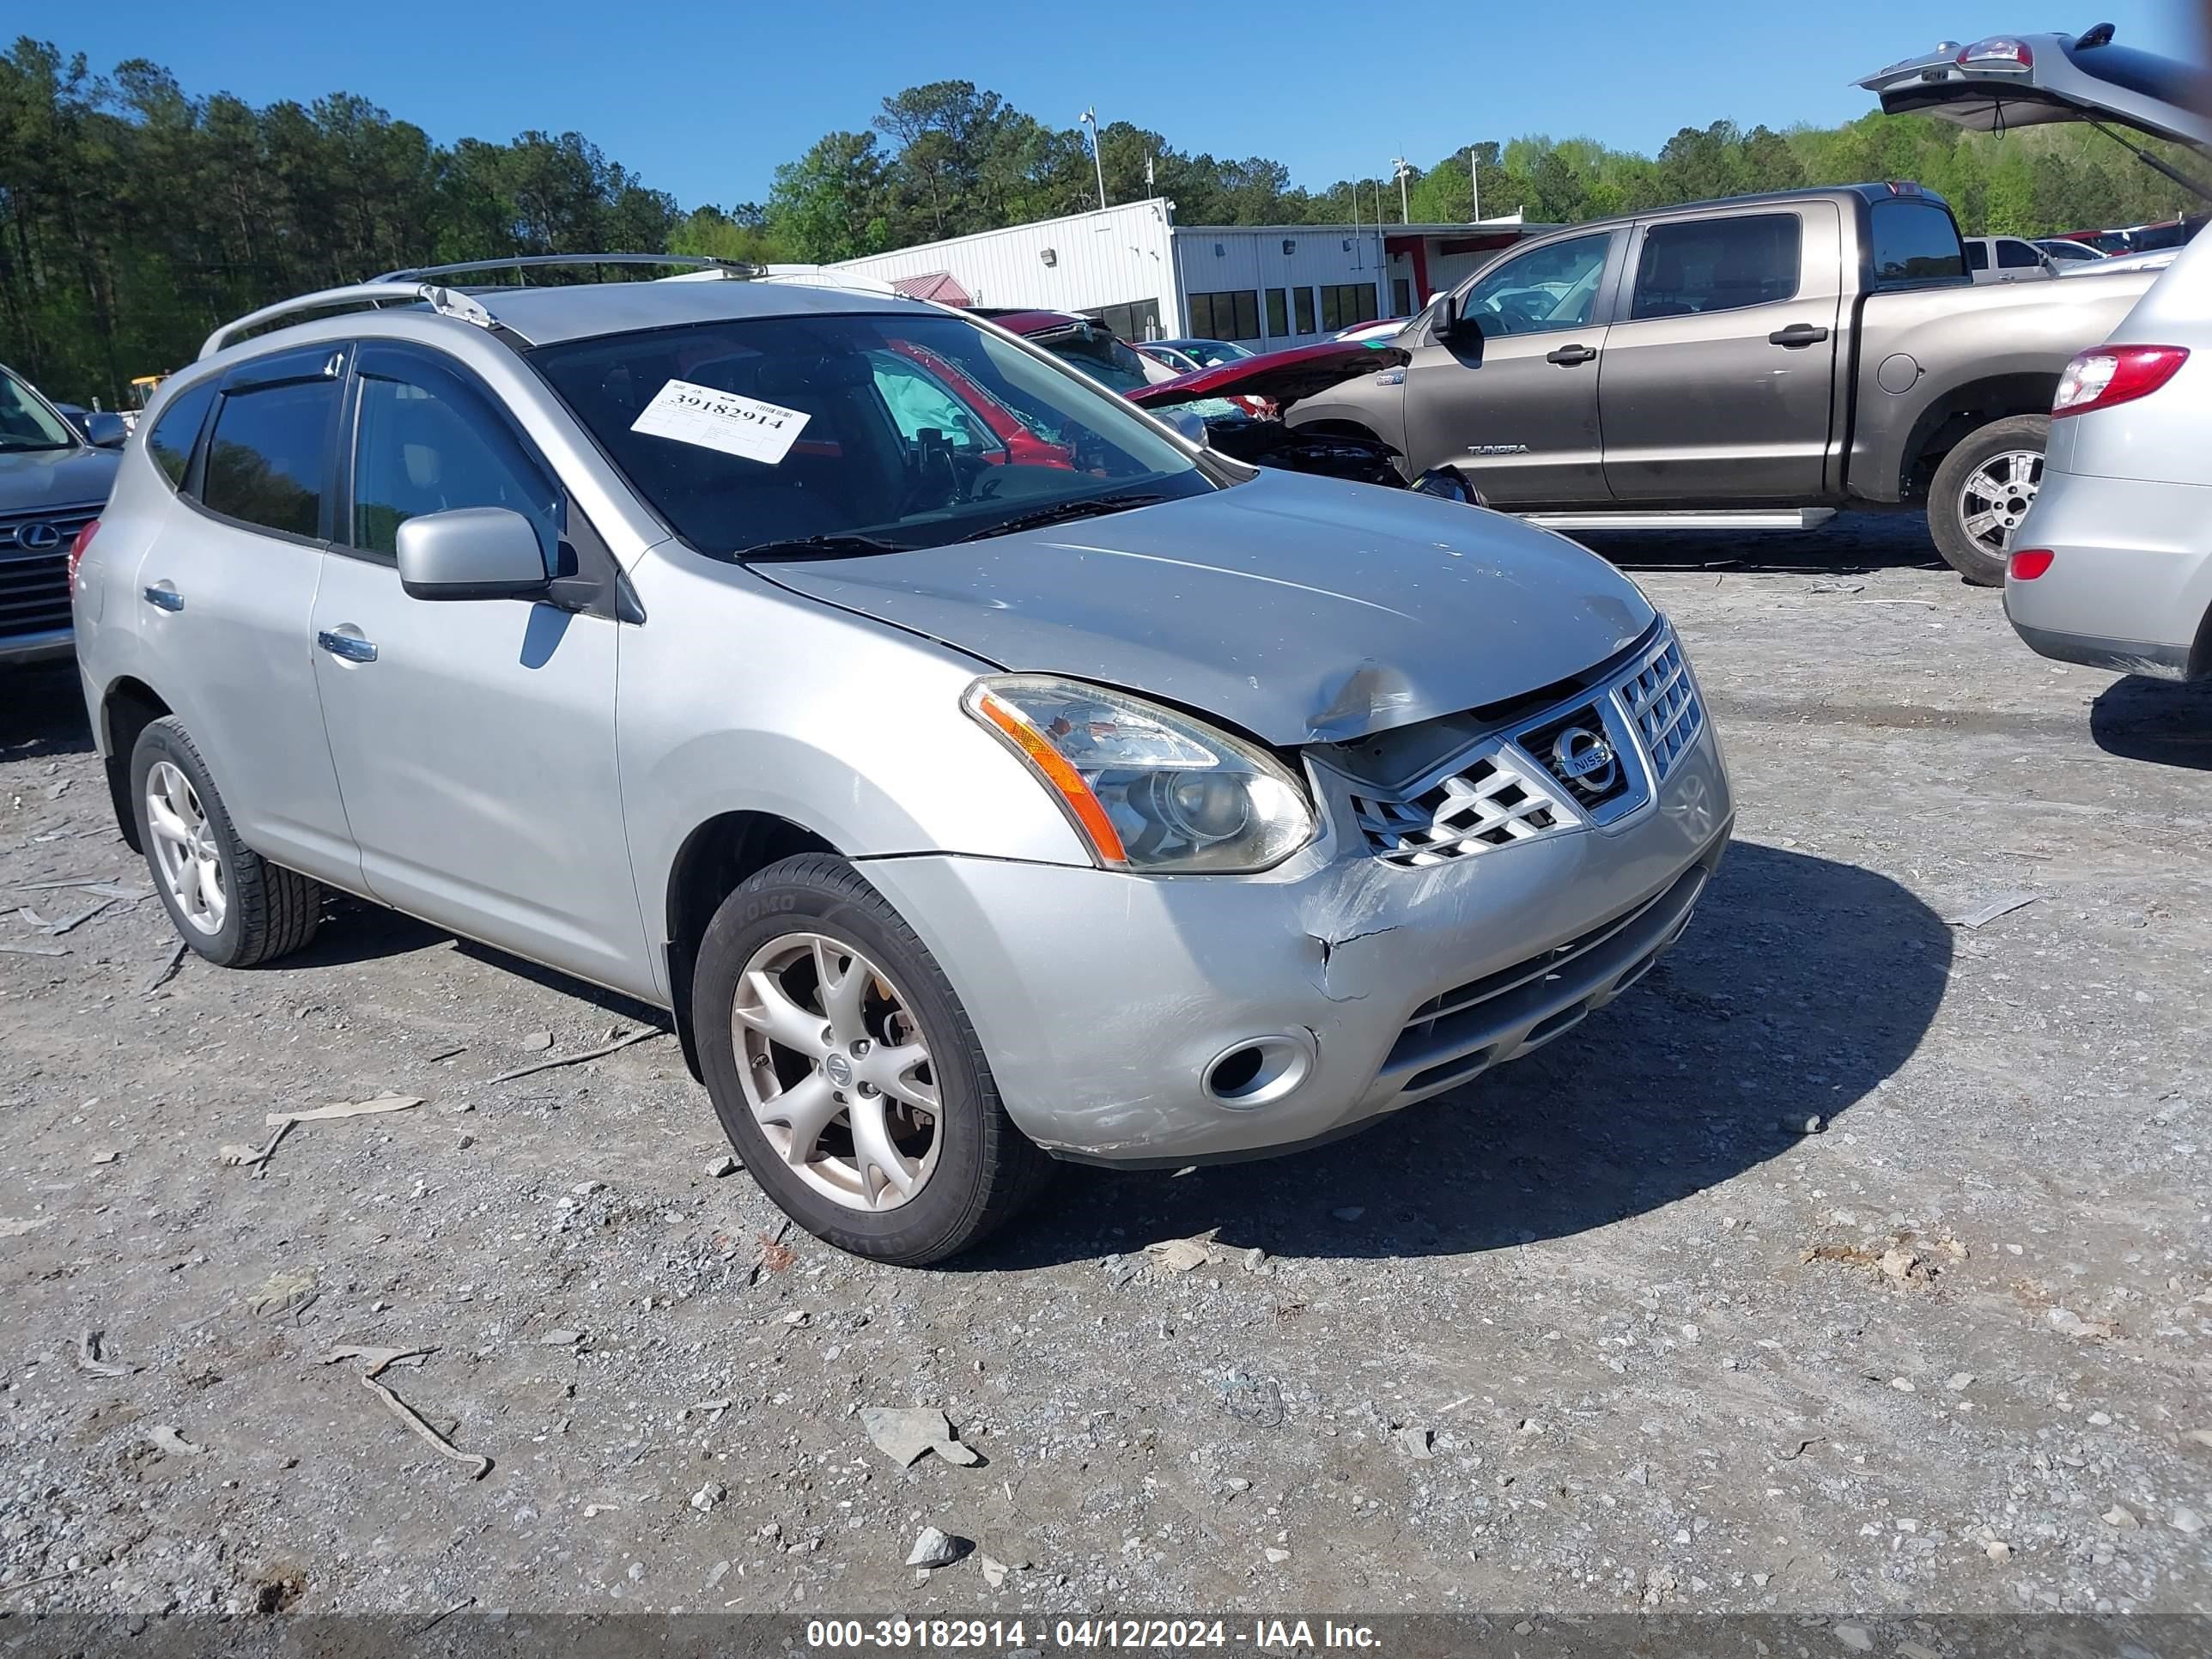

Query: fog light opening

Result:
[1203,1032,1316,1108]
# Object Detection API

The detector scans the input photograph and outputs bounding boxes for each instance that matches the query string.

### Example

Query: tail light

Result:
[2052,345,2189,417]
[1956,36,2033,70]
[67,518,100,590]
[2008,549,2054,581]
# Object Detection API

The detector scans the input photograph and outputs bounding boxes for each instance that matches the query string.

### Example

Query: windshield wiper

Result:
[737,533,912,562]
[954,493,1166,544]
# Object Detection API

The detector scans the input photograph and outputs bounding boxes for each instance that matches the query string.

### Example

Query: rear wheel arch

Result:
[662,811,841,1080]
[1897,373,2061,501]
[100,678,171,854]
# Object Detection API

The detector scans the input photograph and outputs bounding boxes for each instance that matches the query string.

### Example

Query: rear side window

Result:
[145,381,216,489]
[1869,200,1966,287]
[1965,241,1990,270]
[349,361,559,563]
[1996,240,2042,270]
[202,380,337,538]
[1630,214,1801,320]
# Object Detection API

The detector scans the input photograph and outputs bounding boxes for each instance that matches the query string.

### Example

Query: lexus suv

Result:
[2,362,124,666]
[72,261,1731,1263]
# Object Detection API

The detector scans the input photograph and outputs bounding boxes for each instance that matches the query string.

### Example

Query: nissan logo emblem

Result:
[823,1053,854,1090]
[15,522,61,552]
[1551,726,1619,795]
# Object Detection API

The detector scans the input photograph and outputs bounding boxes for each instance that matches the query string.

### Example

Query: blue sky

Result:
[68,2,2203,209]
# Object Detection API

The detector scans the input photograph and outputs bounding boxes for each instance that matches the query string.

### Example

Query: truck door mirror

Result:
[1433,296,1481,349]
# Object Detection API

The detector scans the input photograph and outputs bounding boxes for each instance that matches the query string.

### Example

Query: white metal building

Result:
[828,198,1540,350]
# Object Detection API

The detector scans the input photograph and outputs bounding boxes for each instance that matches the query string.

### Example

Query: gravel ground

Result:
[2,513,2209,1626]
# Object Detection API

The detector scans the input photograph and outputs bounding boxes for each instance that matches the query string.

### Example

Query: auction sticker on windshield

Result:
[631,378,811,465]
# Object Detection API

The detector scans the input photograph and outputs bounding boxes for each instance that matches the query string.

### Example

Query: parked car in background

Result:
[2006,230,2209,679]
[1134,342,1206,375]
[2058,229,2134,255]
[2059,246,2182,277]
[970,308,1178,395]
[1336,317,1413,343]
[2,362,124,666]
[73,261,1729,1263]
[1965,235,2060,282]
[1140,337,1255,371]
[1283,182,2154,584]
[2035,238,2108,266]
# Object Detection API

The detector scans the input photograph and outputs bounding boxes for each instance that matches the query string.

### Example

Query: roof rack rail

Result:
[199,282,496,361]
[372,252,763,283]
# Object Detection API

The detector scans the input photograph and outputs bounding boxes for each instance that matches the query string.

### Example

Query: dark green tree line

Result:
[4,37,2201,405]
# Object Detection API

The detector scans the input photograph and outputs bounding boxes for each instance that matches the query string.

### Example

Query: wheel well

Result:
[100,678,170,854]
[662,811,837,1080]
[1899,374,2058,501]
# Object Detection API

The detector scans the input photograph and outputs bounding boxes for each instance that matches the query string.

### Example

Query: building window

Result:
[1319,283,1381,331]
[1085,299,1162,342]
[1186,289,1261,342]
[1392,277,1413,317]
[1294,287,1317,334]
[1265,288,1289,339]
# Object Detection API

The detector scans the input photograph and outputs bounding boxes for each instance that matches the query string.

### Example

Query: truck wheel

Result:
[1928,414,2049,586]
[690,854,1053,1266]
[131,717,321,968]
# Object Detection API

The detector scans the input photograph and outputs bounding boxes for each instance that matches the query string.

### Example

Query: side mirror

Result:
[86,411,130,448]
[1432,296,1480,349]
[1158,406,1210,445]
[396,507,550,601]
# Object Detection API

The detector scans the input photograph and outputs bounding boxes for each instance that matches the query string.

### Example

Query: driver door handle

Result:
[142,584,183,612]
[1546,343,1598,367]
[317,629,378,664]
[1768,324,1830,348]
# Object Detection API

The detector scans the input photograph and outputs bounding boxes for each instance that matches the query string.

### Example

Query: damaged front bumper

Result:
[860,649,1733,1164]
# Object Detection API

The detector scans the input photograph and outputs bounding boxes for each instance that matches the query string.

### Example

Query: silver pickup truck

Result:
[1285,27,2207,585]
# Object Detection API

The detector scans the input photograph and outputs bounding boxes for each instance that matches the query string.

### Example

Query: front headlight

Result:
[963,675,1316,873]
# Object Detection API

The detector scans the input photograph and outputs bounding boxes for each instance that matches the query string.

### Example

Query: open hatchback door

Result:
[1859,25,2212,159]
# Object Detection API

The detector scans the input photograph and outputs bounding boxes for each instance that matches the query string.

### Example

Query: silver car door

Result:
[132,346,360,886]
[308,341,648,995]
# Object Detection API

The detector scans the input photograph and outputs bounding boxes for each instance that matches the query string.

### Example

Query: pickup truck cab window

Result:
[1869,199,1967,288]
[1996,239,2044,270]
[1630,214,1802,320]
[1458,234,1612,337]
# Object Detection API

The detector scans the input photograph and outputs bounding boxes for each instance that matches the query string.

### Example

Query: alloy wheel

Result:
[145,760,227,936]
[731,931,942,1212]
[1957,449,2043,558]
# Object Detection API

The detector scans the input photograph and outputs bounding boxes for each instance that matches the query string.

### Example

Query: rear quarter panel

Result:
[1850,271,2155,501]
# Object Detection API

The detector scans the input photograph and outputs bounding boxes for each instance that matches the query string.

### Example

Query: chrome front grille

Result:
[1350,749,1572,868]
[0,504,95,642]
[1618,636,1703,782]
[1340,623,1705,865]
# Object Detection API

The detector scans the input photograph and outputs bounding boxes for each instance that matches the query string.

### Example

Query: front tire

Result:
[691,854,1051,1265]
[131,717,320,968]
[1928,413,2049,586]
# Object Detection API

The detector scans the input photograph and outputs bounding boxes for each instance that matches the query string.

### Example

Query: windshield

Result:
[531,311,1211,559]
[1035,328,1158,395]
[0,369,76,453]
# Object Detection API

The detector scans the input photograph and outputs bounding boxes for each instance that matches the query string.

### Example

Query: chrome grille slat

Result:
[1615,637,1704,782]
[0,506,88,641]
[1350,747,1573,867]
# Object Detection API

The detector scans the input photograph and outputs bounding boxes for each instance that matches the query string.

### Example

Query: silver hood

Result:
[0,444,119,516]
[757,470,1655,745]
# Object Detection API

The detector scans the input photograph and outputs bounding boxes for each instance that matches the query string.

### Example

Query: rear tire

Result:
[691,853,1052,1266]
[131,717,320,968]
[1927,413,2049,586]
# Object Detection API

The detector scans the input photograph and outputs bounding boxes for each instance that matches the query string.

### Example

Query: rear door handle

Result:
[317,629,378,664]
[1768,324,1830,348]
[1546,343,1598,367]
[142,584,183,612]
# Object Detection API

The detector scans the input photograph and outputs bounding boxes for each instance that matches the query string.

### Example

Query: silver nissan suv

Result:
[71,258,1732,1263]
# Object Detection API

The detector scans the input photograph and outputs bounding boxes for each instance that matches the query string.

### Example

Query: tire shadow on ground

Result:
[967,841,1951,1269]
[2089,673,2212,772]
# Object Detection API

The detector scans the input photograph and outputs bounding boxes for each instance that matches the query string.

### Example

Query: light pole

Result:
[1391,157,1413,224]
[1470,145,1481,222]
[1079,109,1109,211]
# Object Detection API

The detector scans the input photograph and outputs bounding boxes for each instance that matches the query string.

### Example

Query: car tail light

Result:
[2008,549,2054,581]
[1956,36,2033,70]
[67,518,100,589]
[2052,345,2189,417]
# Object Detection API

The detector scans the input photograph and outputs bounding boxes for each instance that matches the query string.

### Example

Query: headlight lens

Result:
[963,676,1316,872]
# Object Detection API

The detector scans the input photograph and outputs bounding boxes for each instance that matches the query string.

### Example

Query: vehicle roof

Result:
[459,277,918,346]
[1525,183,1948,242]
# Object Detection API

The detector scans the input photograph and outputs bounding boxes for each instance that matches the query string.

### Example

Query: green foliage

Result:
[5,35,2202,404]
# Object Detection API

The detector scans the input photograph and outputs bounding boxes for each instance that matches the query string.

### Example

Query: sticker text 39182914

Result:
[630,378,812,466]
